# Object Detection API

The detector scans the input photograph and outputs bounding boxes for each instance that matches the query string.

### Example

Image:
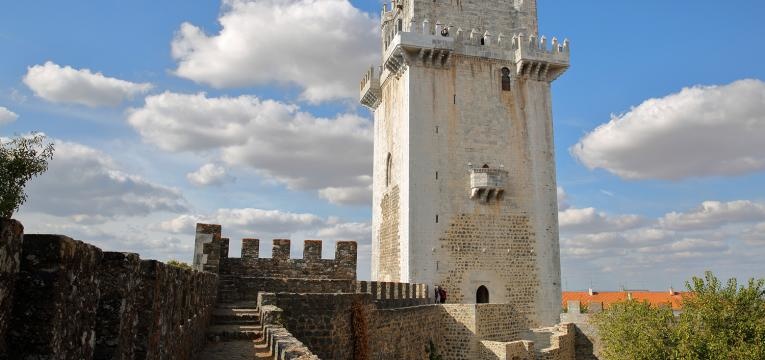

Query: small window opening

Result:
[436,126,439,133]
[501,67,512,91]
[397,19,403,32]
[453,94,456,104]
[436,215,439,223]
[482,164,490,169]
[477,286,490,304]
[386,153,393,186]
[435,171,438,179]
[480,37,485,45]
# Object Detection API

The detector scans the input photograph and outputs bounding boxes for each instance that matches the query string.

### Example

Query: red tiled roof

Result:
[563,291,688,310]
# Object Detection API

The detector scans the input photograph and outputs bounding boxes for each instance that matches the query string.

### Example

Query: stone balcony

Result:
[470,167,509,202]
[360,66,382,110]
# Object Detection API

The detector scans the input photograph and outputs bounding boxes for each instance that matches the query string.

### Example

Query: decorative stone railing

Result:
[470,167,509,202]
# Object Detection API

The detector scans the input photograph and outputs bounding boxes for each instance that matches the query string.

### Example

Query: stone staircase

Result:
[198,302,272,359]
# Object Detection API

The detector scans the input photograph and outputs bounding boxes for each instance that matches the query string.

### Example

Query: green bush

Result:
[0,133,54,218]
[594,271,765,360]
[166,259,192,270]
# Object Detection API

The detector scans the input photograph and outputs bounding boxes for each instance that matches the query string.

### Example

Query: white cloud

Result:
[127,91,373,194]
[742,222,765,246]
[187,163,233,186]
[557,186,569,210]
[23,61,152,107]
[559,207,644,233]
[0,106,18,125]
[171,0,379,103]
[659,200,765,231]
[22,141,188,222]
[318,176,372,205]
[571,79,765,180]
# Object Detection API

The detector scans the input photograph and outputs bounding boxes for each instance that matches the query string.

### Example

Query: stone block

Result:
[303,240,322,260]
[7,234,103,359]
[272,239,291,260]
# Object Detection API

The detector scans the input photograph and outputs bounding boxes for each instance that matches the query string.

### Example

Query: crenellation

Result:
[272,239,291,260]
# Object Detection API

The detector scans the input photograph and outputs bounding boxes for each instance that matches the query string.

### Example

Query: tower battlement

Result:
[379,25,569,81]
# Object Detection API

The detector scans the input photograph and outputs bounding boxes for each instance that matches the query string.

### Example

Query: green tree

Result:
[674,272,765,360]
[166,259,193,270]
[0,133,54,218]
[593,299,676,360]
[593,272,765,360]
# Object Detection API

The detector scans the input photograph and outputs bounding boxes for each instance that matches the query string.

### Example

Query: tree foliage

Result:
[166,259,193,271]
[593,271,765,360]
[0,133,54,219]
[593,299,676,360]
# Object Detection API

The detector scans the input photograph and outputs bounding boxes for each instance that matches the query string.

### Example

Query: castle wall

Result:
[400,53,561,326]
[0,219,22,354]
[1,229,218,360]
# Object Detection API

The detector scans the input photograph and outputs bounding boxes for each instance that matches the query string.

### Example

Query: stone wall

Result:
[0,219,22,354]
[259,292,366,360]
[367,304,443,360]
[560,301,602,360]
[6,234,103,359]
[0,228,218,360]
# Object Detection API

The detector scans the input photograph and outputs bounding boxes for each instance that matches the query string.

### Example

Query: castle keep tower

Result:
[360,0,569,327]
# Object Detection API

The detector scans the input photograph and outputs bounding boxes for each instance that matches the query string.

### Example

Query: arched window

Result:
[477,286,490,304]
[397,19,403,32]
[480,37,485,45]
[482,164,490,169]
[386,153,393,187]
[501,67,511,91]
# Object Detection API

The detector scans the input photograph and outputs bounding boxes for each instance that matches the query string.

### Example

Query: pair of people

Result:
[434,286,447,304]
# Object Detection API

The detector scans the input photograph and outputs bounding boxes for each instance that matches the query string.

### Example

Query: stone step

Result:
[213,308,260,325]
[207,324,263,341]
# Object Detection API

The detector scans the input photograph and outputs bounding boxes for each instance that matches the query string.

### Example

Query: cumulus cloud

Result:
[0,106,18,125]
[659,200,765,231]
[557,186,569,210]
[171,0,378,102]
[559,207,644,233]
[318,176,372,206]
[23,61,152,107]
[127,91,373,197]
[558,199,765,269]
[22,141,188,222]
[187,163,234,186]
[571,79,765,180]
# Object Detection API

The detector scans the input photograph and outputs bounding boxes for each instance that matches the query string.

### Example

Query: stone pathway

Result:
[198,302,272,359]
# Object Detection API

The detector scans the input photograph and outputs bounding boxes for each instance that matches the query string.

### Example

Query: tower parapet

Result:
[377,24,569,83]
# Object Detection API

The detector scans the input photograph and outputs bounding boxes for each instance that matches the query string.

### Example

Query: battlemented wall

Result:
[0,227,217,360]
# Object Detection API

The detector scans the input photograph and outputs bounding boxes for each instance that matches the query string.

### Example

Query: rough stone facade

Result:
[560,301,602,359]
[0,219,22,355]
[0,227,218,360]
[364,0,569,328]
[7,234,103,359]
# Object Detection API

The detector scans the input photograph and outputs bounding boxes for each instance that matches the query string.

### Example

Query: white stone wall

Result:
[370,0,565,327]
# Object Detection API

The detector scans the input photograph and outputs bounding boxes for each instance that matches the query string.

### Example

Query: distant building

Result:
[563,288,687,313]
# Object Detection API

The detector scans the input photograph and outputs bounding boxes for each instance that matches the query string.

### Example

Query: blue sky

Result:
[1,0,764,290]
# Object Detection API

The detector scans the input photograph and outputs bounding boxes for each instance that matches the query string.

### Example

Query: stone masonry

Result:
[0,226,218,360]
[0,219,22,355]
[364,0,569,328]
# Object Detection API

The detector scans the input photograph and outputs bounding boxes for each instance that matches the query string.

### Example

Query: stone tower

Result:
[360,0,569,327]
